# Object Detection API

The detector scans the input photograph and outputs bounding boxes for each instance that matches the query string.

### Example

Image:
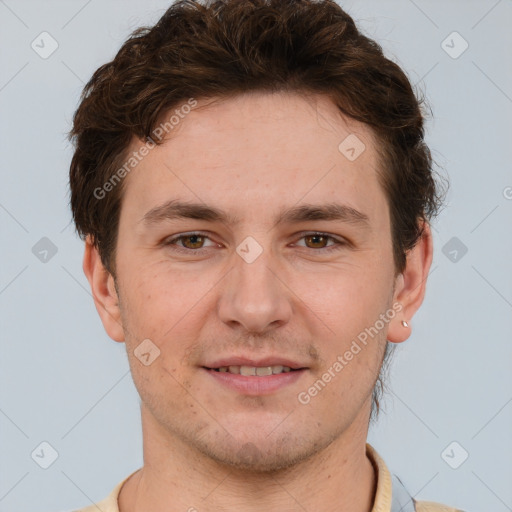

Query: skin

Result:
[83,91,433,512]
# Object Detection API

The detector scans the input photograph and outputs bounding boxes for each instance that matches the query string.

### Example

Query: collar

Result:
[366,443,416,512]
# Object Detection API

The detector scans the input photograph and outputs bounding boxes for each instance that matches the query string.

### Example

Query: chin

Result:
[193,429,329,474]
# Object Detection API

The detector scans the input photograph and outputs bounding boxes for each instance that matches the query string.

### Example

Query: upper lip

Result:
[203,356,308,370]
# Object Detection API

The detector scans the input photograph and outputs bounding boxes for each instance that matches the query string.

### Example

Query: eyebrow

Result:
[139,200,371,229]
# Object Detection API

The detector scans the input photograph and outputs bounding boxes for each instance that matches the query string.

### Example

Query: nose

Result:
[217,247,293,335]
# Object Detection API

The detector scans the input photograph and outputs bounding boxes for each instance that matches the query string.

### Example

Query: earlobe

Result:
[387,221,433,344]
[82,236,125,342]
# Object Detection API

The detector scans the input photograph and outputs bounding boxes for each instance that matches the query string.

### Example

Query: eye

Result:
[294,232,347,252]
[164,232,217,252]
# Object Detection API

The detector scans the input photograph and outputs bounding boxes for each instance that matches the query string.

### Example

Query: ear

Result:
[82,236,125,342]
[387,221,433,344]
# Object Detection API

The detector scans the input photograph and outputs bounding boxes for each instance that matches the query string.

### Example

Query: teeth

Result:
[214,365,294,375]
[240,365,256,376]
[256,366,272,376]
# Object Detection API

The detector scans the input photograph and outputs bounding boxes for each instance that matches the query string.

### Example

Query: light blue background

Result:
[0,1,511,511]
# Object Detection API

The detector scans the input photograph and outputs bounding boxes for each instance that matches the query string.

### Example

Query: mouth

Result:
[202,364,308,395]
[205,364,304,376]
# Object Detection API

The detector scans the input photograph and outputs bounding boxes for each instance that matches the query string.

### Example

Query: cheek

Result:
[118,262,217,373]
[120,264,190,326]
[289,261,392,335]
[289,259,392,396]
[119,267,201,401]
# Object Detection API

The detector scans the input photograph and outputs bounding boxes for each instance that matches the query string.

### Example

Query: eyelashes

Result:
[163,231,348,254]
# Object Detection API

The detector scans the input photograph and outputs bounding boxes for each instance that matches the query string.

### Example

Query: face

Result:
[87,91,422,472]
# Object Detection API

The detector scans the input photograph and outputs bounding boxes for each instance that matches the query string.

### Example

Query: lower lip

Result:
[203,368,307,395]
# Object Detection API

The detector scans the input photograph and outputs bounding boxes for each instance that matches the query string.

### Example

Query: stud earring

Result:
[401,320,409,328]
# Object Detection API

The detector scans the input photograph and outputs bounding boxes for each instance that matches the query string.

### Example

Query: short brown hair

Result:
[68,0,446,423]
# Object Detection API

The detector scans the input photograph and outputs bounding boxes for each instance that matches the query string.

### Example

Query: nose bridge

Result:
[217,239,292,332]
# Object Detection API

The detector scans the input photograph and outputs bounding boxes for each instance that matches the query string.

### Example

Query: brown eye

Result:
[295,232,347,253]
[180,234,205,249]
[304,234,329,249]
[164,232,215,251]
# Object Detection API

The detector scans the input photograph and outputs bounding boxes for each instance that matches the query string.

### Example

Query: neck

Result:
[118,408,376,512]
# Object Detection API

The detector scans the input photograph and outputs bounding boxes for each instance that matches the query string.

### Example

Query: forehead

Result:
[120,91,388,228]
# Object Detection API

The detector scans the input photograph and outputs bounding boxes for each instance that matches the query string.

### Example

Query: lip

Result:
[203,356,307,370]
[203,367,307,395]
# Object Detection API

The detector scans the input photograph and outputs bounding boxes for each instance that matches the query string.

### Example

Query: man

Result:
[68,0,461,510]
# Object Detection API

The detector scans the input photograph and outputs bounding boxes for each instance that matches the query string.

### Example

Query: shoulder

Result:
[68,469,139,512]
[71,506,107,512]
[70,498,116,512]
[415,500,466,512]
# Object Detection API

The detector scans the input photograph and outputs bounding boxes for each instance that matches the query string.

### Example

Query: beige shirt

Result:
[72,444,463,512]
